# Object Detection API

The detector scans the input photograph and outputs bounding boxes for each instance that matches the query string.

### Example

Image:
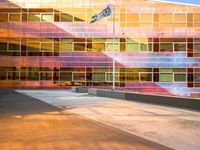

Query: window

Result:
[41,43,53,51]
[194,43,200,51]
[174,14,186,22]
[93,38,106,43]
[106,43,119,51]
[74,13,85,22]
[27,72,39,80]
[60,72,72,81]
[160,13,173,22]
[9,14,21,22]
[127,73,139,82]
[41,14,53,22]
[195,74,200,82]
[140,73,152,82]
[60,43,72,51]
[0,43,7,51]
[174,43,186,51]
[187,13,193,22]
[8,72,19,80]
[40,72,52,80]
[61,13,73,22]
[92,43,105,52]
[127,14,139,22]
[27,42,40,51]
[0,14,8,22]
[126,43,139,52]
[160,43,173,52]
[73,73,85,81]
[0,72,7,80]
[140,14,152,22]
[106,73,119,82]
[8,43,20,51]
[194,13,200,22]
[140,43,152,52]
[74,43,85,51]
[174,74,186,82]
[92,73,105,81]
[28,14,41,22]
[159,73,173,82]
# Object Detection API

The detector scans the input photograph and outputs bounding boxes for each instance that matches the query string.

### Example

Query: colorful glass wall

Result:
[0,0,200,97]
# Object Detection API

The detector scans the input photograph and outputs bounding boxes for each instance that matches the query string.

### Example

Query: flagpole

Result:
[112,1,116,90]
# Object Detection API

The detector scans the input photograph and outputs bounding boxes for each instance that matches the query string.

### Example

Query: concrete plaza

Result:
[1,90,200,150]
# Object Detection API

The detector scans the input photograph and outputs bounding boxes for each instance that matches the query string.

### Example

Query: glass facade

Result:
[0,0,200,97]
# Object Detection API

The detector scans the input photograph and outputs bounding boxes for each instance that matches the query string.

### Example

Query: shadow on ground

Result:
[0,90,60,116]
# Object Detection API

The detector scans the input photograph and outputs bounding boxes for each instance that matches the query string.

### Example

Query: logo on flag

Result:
[90,4,112,23]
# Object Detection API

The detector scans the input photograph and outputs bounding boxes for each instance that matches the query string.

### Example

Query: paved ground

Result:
[17,90,200,150]
[0,90,171,150]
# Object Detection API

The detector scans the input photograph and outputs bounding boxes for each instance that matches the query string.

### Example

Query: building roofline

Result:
[153,0,200,7]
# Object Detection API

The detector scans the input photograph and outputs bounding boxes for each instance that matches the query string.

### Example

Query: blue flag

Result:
[90,4,112,23]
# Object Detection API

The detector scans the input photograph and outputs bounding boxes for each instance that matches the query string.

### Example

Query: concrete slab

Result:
[17,90,200,150]
[0,90,170,150]
[73,87,200,111]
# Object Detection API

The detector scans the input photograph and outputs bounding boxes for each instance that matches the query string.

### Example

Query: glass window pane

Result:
[174,14,186,22]
[93,38,106,43]
[174,74,186,82]
[41,14,53,22]
[194,43,200,51]
[60,43,72,51]
[106,73,119,81]
[106,43,119,51]
[74,43,85,51]
[60,72,72,81]
[140,43,148,51]
[127,73,139,82]
[0,43,7,51]
[8,72,19,80]
[194,13,200,22]
[41,43,53,51]
[0,72,7,80]
[174,43,186,51]
[9,14,21,22]
[28,42,40,51]
[160,43,173,52]
[159,73,173,82]
[74,13,85,22]
[195,74,200,82]
[61,13,73,22]
[160,68,173,73]
[160,14,173,22]
[0,14,8,22]
[126,43,139,52]
[140,73,152,82]
[27,72,39,80]
[28,14,41,21]
[8,43,20,51]
[73,73,85,81]
[92,73,105,81]
[92,43,105,52]
[20,71,26,80]
[127,14,139,22]
[40,72,52,80]
[148,43,153,51]
[140,14,152,22]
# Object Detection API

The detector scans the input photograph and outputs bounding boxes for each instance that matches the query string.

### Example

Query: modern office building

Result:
[0,0,200,97]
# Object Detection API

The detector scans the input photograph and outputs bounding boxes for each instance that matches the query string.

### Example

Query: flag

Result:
[90,4,112,23]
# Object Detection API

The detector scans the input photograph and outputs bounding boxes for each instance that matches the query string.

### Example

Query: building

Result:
[0,0,200,97]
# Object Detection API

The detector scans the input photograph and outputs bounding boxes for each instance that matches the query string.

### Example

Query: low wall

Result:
[71,87,88,93]
[71,87,200,111]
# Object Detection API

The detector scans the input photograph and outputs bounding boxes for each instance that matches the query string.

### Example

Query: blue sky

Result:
[162,0,200,5]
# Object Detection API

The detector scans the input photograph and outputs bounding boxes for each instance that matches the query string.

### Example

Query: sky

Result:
[161,0,200,5]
